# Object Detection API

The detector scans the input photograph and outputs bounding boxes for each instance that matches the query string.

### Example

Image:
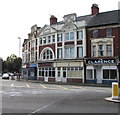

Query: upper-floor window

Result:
[57,33,62,42]
[106,44,112,56]
[93,30,98,38]
[65,47,74,58]
[39,38,42,45]
[77,31,83,40]
[77,46,83,57]
[106,28,112,37]
[43,49,53,60]
[65,32,74,41]
[57,48,62,59]
[98,45,104,57]
[48,36,51,43]
[92,45,96,57]
[52,35,55,42]
[43,37,46,44]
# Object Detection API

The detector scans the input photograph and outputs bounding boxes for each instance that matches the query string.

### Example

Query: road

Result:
[0,78,119,115]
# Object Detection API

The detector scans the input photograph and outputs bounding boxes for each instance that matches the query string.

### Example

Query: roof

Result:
[87,10,120,27]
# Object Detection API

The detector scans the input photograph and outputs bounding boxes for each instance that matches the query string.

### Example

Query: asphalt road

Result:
[0,78,119,115]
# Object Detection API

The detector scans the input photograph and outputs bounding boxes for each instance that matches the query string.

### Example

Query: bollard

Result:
[112,82,119,100]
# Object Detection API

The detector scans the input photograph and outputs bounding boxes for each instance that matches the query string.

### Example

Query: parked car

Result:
[2,73,9,79]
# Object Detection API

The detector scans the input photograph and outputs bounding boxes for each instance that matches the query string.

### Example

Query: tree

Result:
[2,54,22,73]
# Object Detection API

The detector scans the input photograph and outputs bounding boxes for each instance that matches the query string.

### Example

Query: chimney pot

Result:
[50,15,57,25]
[91,3,99,15]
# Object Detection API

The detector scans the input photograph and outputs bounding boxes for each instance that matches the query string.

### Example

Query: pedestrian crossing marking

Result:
[26,84,30,88]
[56,85,69,90]
[40,84,47,88]
[11,83,14,87]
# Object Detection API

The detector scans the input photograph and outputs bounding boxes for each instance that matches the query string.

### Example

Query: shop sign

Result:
[86,59,116,65]
[38,63,53,67]
[30,64,37,67]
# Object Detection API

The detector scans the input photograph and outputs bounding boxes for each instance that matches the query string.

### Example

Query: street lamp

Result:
[18,37,21,57]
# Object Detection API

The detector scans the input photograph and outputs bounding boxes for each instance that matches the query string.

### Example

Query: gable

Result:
[39,25,57,36]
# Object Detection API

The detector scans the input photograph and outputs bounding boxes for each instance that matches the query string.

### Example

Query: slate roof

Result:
[87,10,120,27]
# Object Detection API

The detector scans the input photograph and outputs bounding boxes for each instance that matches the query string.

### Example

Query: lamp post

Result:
[18,37,21,57]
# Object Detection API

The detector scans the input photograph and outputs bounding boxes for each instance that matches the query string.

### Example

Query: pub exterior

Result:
[22,4,120,85]
[86,5,120,85]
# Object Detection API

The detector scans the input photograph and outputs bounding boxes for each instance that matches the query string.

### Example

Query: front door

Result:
[44,68,48,82]
[96,66,102,84]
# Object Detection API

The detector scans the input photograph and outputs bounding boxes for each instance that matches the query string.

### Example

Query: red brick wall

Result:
[113,27,120,57]
[86,26,120,57]
[48,78,55,82]
[38,77,44,81]
[67,78,83,83]
[39,44,55,58]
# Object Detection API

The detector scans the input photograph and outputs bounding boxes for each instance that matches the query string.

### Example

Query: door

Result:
[96,66,102,84]
[44,68,48,82]
[62,67,67,83]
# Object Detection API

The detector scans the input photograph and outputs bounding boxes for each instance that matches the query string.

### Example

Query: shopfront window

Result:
[103,69,117,79]
[87,70,93,79]
[39,68,55,77]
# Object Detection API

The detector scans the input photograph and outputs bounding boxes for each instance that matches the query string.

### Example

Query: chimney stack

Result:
[50,15,57,25]
[91,3,99,15]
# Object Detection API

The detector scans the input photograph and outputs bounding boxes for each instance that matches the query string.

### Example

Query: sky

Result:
[0,0,120,60]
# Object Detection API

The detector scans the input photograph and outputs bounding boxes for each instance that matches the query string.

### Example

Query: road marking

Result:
[57,85,69,90]
[26,84,30,88]
[40,84,47,88]
[11,83,14,87]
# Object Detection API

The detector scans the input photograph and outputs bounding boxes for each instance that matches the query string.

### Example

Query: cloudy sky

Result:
[0,0,120,60]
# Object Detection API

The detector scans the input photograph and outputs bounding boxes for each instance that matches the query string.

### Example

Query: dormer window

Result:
[106,28,112,37]
[93,29,98,38]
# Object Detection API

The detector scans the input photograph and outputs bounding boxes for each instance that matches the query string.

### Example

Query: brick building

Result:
[22,4,120,84]
[86,4,120,84]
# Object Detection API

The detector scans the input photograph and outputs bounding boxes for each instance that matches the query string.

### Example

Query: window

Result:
[43,37,46,44]
[57,48,62,59]
[57,67,61,77]
[103,69,117,79]
[65,33,69,41]
[39,68,55,77]
[106,45,112,56]
[48,36,51,43]
[98,45,104,56]
[93,30,98,38]
[52,35,55,42]
[42,49,53,60]
[87,70,93,79]
[92,45,96,57]
[70,32,74,40]
[77,31,83,40]
[57,33,62,42]
[39,38,42,45]
[77,47,83,57]
[65,47,74,58]
[106,28,112,37]
[65,32,74,41]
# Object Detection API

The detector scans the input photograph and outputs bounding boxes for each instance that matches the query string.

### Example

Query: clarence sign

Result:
[86,59,116,65]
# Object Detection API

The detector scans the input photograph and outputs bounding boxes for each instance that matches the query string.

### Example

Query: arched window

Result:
[42,49,53,60]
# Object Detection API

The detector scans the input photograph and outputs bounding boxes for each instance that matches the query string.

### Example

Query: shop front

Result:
[86,58,118,85]
[37,62,55,82]
[54,60,84,83]
[22,63,37,80]
[37,60,84,83]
